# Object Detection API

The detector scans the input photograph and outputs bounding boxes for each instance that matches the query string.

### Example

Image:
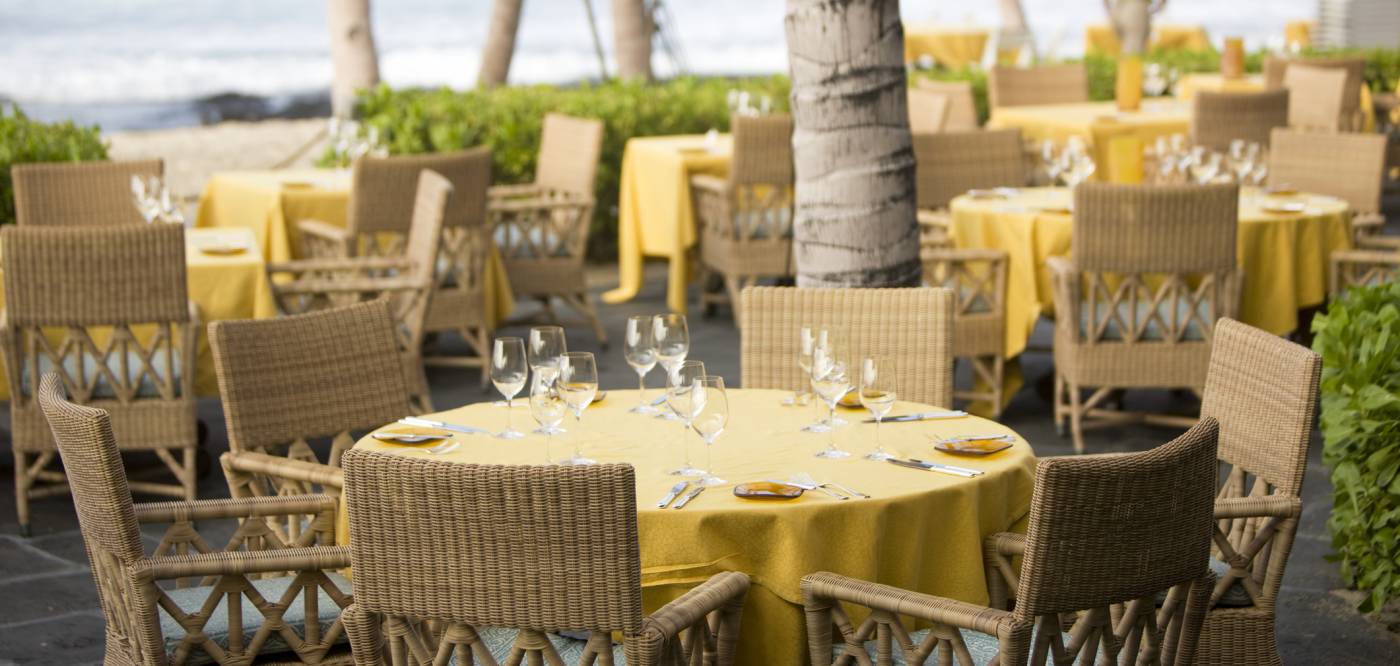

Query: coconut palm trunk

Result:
[327,0,381,117]
[478,0,525,87]
[612,0,654,80]
[1105,0,1166,55]
[784,0,921,288]
[998,0,1035,61]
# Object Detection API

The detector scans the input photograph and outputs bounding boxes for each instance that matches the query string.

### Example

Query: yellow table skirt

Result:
[988,100,1191,148]
[903,26,990,68]
[1085,24,1213,56]
[342,388,1037,665]
[1173,73,1267,101]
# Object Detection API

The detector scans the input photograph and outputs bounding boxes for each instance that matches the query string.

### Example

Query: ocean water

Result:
[0,0,1312,130]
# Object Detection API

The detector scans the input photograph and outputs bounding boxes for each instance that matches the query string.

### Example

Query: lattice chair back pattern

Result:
[1269,128,1389,242]
[913,128,1026,213]
[804,419,1220,666]
[1189,90,1289,152]
[988,63,1089,108]
[1,223,197,535]
[920,247,1009,416]
[1330,248,1400,295]
[340,451,751,665]
[38,374,354,666]
[11,159,163,226]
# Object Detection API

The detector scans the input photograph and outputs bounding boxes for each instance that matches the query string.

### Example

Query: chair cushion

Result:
[1078,298,1211,342]
[732,208,793,240]
[471,627,625,664]
[19,349,181,399]
[835,628,1001,665]
[1208,557,1257,608]
[492,225,574,259]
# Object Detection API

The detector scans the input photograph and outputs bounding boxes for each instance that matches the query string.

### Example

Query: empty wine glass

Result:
[130,175,162,223]
[653,314,689,419]
[666,360,706,476]
[490,337,527,439]
[527,326,567,373]
[810,347,852,459]
[691,376,728,487]
[800,328,835,433]
[859,357,898,461]
[1189,149,1222,184]
[558,352,598,466]
[1041,140,1064,184]
[529,368,566,462]
[784,324,816,406]
[624,315,659,415]
[1250,163,1269,187]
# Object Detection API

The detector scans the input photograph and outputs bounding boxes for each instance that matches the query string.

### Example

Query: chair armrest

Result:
[802,571,1013,639]
[133,495,339,524]
[689,174,730,194]
[1356,235,1400,251]
[221,451,345,490]
[146,545,352,580]
[1214,495,1301,520]
[921,247,1007,263]
[267,256,411,275]
[641,571,750,640]
[271,274,429,296]
[297,219,355,259]
[986,532,1025,557]
[488,192,592,214]
[916,208,951,230]
[298,219,354,244]
[488,183,546,199]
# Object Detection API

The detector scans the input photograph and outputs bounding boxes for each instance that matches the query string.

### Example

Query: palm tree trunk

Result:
[478,0,525,87]
[784,0,920,288]
[1105,0,1164,55]
[612,0,653,80]
[327,0,381,117]
[998,0,1035,60]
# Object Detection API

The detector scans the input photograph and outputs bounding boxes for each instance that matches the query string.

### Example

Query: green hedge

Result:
[1312,280,1400,614]
[0,105,109,226]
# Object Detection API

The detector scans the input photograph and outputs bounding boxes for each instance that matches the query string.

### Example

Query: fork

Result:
[773,476,849,500]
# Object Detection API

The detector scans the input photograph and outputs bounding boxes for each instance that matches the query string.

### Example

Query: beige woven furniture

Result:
[490,113,608,344]
[1195,318,1322,666]
[988,64,1088,108]
[740,286,954,408]
[339,450,751,665]
[1,224,197,536]
[915,78,980,131]
[907,88,951,133]
[804,417,1220,666]
[1265,55,1366,130]
[921,247,1009,417]
[1189,90,1290,151]
[1283,64,1349,132]
[37,374,354,666]
[271,170,451,408]
[1269,128,1389,242]
[914,129,1026,215]
[1049,183,1241,453]
[11,159,163,226]
[691,114,795,324]
[1330,248,1400,295]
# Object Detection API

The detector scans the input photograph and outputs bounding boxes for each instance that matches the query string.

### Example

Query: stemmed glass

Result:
[859,357,898,461]
[1041,141,1064,185]
[624,315,659,414]
[558,352,598,466]
[528,369,566,462]
[524,325,566,407]
[1189,148,1222,184]
[130,175,164,223]
[691,376,728,487]
[490,337,527,439]
[784,324,815,406]
[800,328,834,432]
[666,360,706,476]
[810,347,853,459]
[653,314,690,420]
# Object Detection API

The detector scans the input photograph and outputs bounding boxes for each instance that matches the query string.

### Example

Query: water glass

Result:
[810,347,852,459]
[859,357,898,461]
[666,360,706,476]
[529,369,566,462]
[558,352,598,466]
[527,325,567,373]
[653,314,689,419]
[691,376,728,487]
[624,315,659,414]
[490,337,527,439]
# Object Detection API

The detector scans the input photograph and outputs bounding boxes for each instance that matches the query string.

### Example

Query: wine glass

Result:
[810,347,852,459]
[691,376,728,487]
[558,352,598,466]
[1249,163,1269,187]
[490,337,527,439]
[130,175,161,223]
[653,314,689,419]
[624,315,659,415]
[527,326,567,373]
[666,360,706,476]
[800,328,835,432]
[784,324,816,406]
[529,368,566,462]
[859,357,898,461]
[1041,140,1064,184]
[1189,149,1221,184]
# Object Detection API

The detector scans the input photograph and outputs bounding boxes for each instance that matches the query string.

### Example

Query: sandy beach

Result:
[105,118,329,198]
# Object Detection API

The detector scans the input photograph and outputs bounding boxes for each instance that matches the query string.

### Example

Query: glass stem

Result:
[875,417,883,453]
[505,397,512,432]
[706,439,714,477]
[827,403,836,451]
[681,421,692,465]
[638,373,646,406]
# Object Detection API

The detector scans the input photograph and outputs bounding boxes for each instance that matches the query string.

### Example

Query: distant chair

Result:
[988,64,1088,108]
[1265,55,1366,130]
[907,87,951,133]
[1189,90,1290,152]
[1283,64,1349,132]
[1,224,197,536]
[1269,128,1388,241]
[339,451,751,665]
[691,114,795,325]
[1050,183,1241,453]
[913,129,1027,215]
[920,247,1009,417]
[915,78,980,131]
[11,159,163,226]
[1330,248,1400,295]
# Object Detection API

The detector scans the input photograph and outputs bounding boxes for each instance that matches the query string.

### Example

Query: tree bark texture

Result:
[998,0,1036,59]
[612,0,654,80]
[478,0,525,87]
[784,0,920,288]
[327,0,381,117]
[1106,0,1165,55]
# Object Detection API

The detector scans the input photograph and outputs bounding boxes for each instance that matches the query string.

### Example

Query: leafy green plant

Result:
[0,105,109,226]
[1312,280,1400,613]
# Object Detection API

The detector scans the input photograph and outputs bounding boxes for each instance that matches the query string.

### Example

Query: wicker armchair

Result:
[915,78,979,131]
[339,451,751,665]
[490,113,607,344]
[37,374,354,665]
[1,224,197,536]
[1191,318,1321,666]
[988,64,1088,108]
[804,418,1220,666]
[908,88,951,133]
[1330,249,1400,295]
[921,247,1009,417]
[691,114,795,325]
[1268,128,1389,243]
[1283,64,1348,132]
[11,159,163,226]
[914,129,1026,220]
[1049,183,1241,453]
[1189,90,1290,152]
[739,286,954,408]
[1264,55,1366,131]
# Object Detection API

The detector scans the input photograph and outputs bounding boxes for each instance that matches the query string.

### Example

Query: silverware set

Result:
[373,432,461,455]
[886,458,984,477]
[774,474,870,500]
[868,410,968,423]
[397,417,491,436]
[657,481,705,509]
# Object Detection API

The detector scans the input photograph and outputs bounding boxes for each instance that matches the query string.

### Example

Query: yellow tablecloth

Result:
[904,26,990,68]
[603,135,732,314]
[988,100,1191,147]
[0,227,277,399]
[195,169,515,328]
[1085,24,1213,56]
[346,388,1037,666]
[950,187,1353,359]
[1173,73,1267,101]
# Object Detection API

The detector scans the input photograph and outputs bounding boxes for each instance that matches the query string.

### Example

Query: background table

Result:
[348,388,1037,665]
[988,100,1191,147]
[1173,73,1266,101]
[903,26,989,68]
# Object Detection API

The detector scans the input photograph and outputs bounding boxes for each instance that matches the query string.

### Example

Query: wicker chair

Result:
[921,247,1009,417]
[1049,183,1241,453]
[37,374,354,666]
[339,450,751,665]
[1264,55,1366,131]
[739,286,954,409]
[11,159,163,226]
[908,88,951,133]
[1,224,197,536]
[272,170,451,409]
[1189,90,1290,152]
[691,114,795,325]
[210,301,417,543]
[914,129,1026,216]
[988,64,1088,108]
[915,78,980,131]
[1268,128,1389,242]
[1191,318,1321,666]
[1330,248,1400,295]
[490,113,607,344]
[1283,64,1348,132]
[804,418,1220,666]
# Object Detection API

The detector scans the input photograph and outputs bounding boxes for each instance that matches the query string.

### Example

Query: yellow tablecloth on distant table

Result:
[989,100,1191,147]
[195,169,515,328]
[1085,24,1213,56]
[0,227,277,399]
[1173,73,1267,101]
[904,26,990,68]
[950,187,1353,359]
[344,388,1037,666]
[603,135,732,314]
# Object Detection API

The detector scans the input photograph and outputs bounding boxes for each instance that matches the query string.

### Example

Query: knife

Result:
[913,459,985,476]
[673,486,706,509]
[398,417,490,435]
[869,410,968,423]
[656,481,689,508]
[887,458,982,477]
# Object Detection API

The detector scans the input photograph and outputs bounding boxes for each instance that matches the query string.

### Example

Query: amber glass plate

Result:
[933,437,1014,456]
[733,482,804,500]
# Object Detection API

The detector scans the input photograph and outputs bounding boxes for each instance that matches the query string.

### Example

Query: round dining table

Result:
[346,388,1038,665]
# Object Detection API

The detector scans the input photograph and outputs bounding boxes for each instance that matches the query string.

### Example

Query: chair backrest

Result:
[1283,64,1348,131]
[1269,128,1387,215]
[907,88,950,133]
[394,170,452,354]
[1072,183,1238,275]
[12,159,163,226]
[342,449,643,633]
[729,114,794,187]
[740,287,954,408]
[915,78,979,131]
[1265,55,1365,128]
[913,129,1026,210]
[535,113,605,196]
[1189,90,1290,152]
[347,148,489,235]
[988,64,1088,108]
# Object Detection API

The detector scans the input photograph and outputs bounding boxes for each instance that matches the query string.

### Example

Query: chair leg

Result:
[182,448,197,502]
[989,354,1006,420]
[473,327,491,390]
[1068,379,1086,455]
[15,451,31,536]
[578,292,609,348]
[1053,372,1066,437]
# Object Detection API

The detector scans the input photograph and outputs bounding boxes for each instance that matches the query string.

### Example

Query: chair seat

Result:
[469,627,625,664]
[492,225,575,259]
[20,349,182,399]
[1079,298,1210,342]
[1208,557,1256,608]
[158,572,352,665]
[732,208,793,240]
